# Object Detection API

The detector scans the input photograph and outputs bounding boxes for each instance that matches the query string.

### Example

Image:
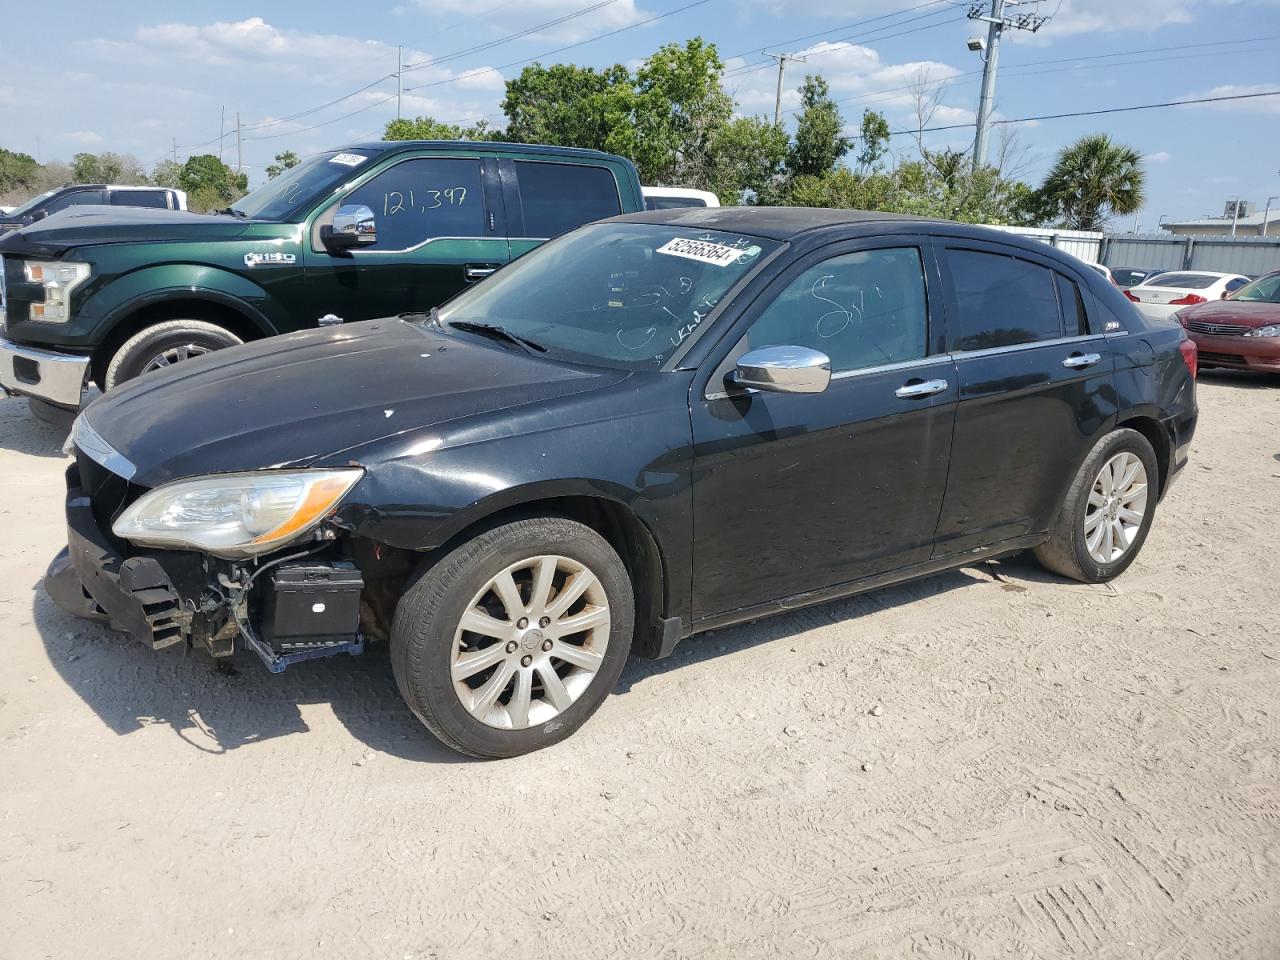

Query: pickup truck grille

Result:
[1185,319,1252,336]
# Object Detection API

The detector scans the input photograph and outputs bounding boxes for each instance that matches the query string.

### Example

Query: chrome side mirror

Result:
[322,204,377,250]
[729,345,831,394]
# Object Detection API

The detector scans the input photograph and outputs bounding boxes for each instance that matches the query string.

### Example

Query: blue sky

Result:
[1,0,1277,225]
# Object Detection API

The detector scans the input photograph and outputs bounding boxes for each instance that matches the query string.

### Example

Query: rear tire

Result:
[391,517,634,759]
[103,320,242,390]
[1034,427,1159,583]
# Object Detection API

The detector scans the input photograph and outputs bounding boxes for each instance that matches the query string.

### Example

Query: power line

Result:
[404,0,713,92]
[887,89,1280,136]
[722,0,950,65]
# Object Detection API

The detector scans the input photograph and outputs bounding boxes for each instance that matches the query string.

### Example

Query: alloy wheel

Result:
[142,343,213,373]
[1084,451,1148,564]
[451,554,610,730]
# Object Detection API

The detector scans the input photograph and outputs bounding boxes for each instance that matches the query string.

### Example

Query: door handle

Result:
[464,264,497,282]
[895,378,948,399]
[1062,352,1102,369]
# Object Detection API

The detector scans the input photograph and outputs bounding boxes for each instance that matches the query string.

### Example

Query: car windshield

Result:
[1146,273,1219,289]
[232,150,380,221]
[1228,273,1280,303]
[437,222,780,370]
[5,188,59,219]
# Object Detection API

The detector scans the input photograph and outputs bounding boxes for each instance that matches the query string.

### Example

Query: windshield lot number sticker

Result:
[329,153,367,167]
[657,238,746,268]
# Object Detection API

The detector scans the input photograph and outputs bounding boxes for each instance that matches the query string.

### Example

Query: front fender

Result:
[84,264,283,342]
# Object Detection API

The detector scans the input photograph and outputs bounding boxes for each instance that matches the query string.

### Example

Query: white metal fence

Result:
[981,224,1280,277]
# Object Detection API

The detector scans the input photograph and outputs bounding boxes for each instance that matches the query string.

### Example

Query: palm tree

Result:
[1038,134,1145,230]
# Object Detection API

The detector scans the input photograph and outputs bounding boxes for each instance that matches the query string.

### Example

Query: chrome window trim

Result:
[949,332,1105,361]
[706,353,951,400]
[348,235,495,256]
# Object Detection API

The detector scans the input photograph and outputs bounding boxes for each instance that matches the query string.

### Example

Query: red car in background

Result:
[1176,270,1280,375]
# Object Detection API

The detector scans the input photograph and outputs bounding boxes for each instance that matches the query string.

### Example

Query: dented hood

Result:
[79,317,627,487]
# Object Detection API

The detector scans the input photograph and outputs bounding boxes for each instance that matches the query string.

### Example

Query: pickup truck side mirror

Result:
[321,204,377,252]
[728,345,831,394]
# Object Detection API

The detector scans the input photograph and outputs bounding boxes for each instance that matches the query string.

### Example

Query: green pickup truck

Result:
[0,140,643,412]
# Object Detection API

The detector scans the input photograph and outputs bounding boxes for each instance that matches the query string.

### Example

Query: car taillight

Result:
[1179,338,1198,380]
[1124,290,1140,302]
[1169,293,1207,305]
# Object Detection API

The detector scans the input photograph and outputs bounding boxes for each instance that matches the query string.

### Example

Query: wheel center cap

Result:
[520,629,544,653]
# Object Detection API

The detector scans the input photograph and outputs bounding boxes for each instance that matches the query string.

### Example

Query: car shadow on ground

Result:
[0,396,69,458]
[33,549,1064,763]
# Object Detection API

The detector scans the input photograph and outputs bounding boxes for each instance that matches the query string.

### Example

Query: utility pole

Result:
[1230,197,1241,236]
[235,112,242,175]
[1263,196,1278,237]
[172,137,177,164]
[764,51,806,126]
[397,46,403,121]
[219,105,226,161]
[969,1,1048,169]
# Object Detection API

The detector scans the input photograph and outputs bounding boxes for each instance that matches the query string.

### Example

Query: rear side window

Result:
[945,249,1062,351]
[344,157,485,250]
[515,161,622,238]
[111,190,169,208]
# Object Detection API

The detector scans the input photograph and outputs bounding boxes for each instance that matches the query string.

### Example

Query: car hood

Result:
[0,205,278,257]
[1180,300,1280,327]
[80,317,629,487]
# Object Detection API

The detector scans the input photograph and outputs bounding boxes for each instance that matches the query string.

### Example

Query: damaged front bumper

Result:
[45,466,365,673]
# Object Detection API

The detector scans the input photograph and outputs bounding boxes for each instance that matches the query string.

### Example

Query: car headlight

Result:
[23,259,91,323]
[112,469,363,558]
[1244,324,1280,338]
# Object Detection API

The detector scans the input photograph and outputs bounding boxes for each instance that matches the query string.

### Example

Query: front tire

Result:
[103,320,242,390]
[1034,427,1159,583]
[391,517,634,758]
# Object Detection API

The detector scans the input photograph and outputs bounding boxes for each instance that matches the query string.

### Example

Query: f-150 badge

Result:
[244,252,297,268]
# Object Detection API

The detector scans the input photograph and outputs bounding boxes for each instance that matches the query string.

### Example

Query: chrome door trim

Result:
[949,333,1105,361]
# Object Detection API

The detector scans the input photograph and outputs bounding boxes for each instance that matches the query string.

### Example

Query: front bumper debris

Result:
[0,336,89,408]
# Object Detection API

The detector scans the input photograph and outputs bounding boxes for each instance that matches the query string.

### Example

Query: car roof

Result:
[608,206,939,240]
[348,140,626,162]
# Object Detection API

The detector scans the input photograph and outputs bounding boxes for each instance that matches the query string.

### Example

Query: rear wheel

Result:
[1034,427,1159,583]
[103,319,242,390]
[391,517,634,758]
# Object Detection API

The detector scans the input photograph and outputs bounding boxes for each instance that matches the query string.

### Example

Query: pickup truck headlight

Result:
[112,469,363,558]
[24,260,91,323]
[1244,324,1280,338]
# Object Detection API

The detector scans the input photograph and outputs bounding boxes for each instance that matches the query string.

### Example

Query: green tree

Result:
[706,117,788,204]
[178,154,248,212]
[787,76,850,179]
[264,150,300,180]
[853,110,890,173]
[70,151,148,185]
[1037,133,1145,230]
[383,116,501,141]
[630,38,733,186]
[0,148,40,193]
[151,158,183,189]
[501,63,634,152]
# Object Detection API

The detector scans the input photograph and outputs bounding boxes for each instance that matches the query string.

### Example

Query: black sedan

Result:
[48,208,1198,758]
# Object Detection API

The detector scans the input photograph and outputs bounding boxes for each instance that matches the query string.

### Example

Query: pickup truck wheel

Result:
[1033,427,1158,583]
[391,517,634,758]
[104,320,242,390]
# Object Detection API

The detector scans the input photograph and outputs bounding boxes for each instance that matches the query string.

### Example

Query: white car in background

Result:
[642,186,721,210]
[1076,260,1116,285]
[1124,270,1251,321]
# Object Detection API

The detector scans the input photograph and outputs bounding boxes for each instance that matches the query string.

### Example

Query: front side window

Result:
[515,161,622,238]
[44,189,106,214]
[343,157,485,250]
[437,222,779,370]
[737,247,928,373]
[1230,273,1280,302]
[945,249,1063,351]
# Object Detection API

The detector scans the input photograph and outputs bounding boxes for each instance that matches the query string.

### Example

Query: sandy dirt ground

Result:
[1,374,1278,960]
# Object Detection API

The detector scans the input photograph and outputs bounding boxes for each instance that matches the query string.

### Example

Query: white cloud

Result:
[63,130,105,144]
[1146,150,1172,164]
[1179,84,1280,114]
[410,0,651,43]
